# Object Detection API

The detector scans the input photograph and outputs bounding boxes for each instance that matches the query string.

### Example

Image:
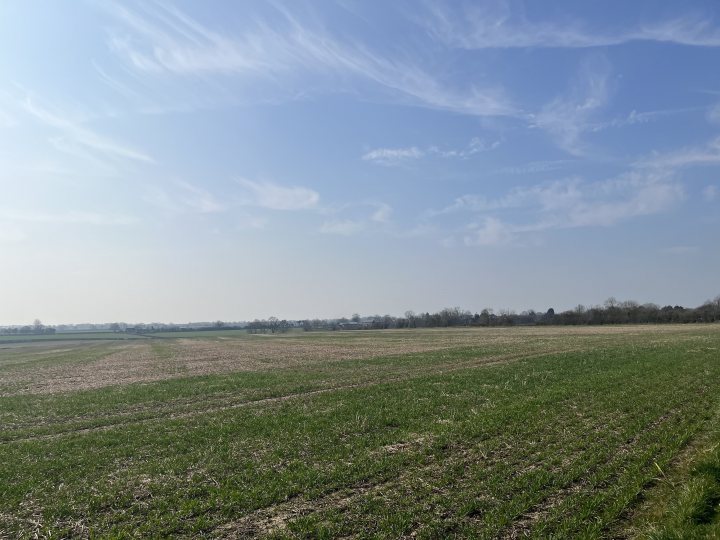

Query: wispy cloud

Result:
[370,203,392,223]
[433,170,683,246]
[92,61,147,103]
[463,217,514,246]
[564,175,682,227]
[494,159,574,175]
[708,103,720,124]
[362,146,424,165]
[431,178,585,216]
[588,106,702,132]
[143,180,224,214]
[531,55,611,156]
[20,96,154,164]
[703,185,718,202]
[236,178,319,210]
[635,137,720,169]
[103,1,277,76]
[101,1,516,117]
[427,137,502,158]
[319,220,366,235]
[235,214,267,230]
[420,4,720,49]
[174,181,224,213]
[363,137,500,165]
[320,201,392,235]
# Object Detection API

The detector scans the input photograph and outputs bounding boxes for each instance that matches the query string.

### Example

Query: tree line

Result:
[0,319,56,336]
[2,296,719,336]
[293,296,720,331]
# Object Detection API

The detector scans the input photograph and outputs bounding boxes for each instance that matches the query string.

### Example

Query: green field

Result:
[1,325,719,538]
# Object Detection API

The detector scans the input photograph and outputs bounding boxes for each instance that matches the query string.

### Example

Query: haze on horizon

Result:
[1,0,719,326]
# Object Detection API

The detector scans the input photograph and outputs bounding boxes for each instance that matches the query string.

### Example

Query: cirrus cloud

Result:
[236,178,319,210]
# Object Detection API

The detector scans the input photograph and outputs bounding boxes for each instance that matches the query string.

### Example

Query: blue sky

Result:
[1,0,719,324]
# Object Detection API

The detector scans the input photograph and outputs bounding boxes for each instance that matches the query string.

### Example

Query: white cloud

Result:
[174,181,224,213]
[396,223,439,239]
[318,201,392,234]
[104,2,276,76]
[319,220,365,235]
[432,179,584,215]
[636,137,720,169]
[93,61,147,103]
[362,147,424,165]
[432,171,683,246]
[532,55,611,155]
[565,175,682,227]
[708,103,720,125]
[466,137,502,154]
[21,97,154,164]
[428,137,502,158]
[703,185,718,202]
[144,180,224,214]
[463,217,514,246]
[235,214,267,230]
[370,203,392,223]
[590,107,701,132]
[101,2,515,117]
[363,138,500,165]
[420,5,720,49]
[495,159,574,175]
[236,178,319,210]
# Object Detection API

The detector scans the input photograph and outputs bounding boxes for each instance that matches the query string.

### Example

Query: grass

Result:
[0,325,719,538]
[620,403,720,539]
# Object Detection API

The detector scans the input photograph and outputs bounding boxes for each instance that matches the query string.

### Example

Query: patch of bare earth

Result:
[0,324,706,398]
[3,347,581,444]
[0,342,188,396]
[0,326,580,396]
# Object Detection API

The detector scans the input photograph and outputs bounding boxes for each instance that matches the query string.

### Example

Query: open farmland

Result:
[1,325,720,538]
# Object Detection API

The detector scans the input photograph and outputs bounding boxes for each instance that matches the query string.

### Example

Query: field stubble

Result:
[0,324,719,538]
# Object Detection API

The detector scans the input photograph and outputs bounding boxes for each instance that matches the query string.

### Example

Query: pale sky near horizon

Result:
[1,0,719,325]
